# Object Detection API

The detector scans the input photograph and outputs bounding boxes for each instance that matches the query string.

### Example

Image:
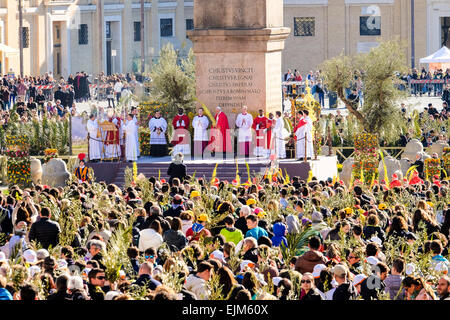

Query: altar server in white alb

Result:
[192,107,210,159]
[273,111,286,159]
[131,106,140,158]
[149,110,168,157]
[303,109,314,159]
[123,113,140,162]
[87,113,102,162]
[235,105,253,158]
[294,110,313,160]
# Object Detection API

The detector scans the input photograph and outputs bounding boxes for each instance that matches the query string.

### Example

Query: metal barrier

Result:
[332,147,405,162]
[407,79,448,97]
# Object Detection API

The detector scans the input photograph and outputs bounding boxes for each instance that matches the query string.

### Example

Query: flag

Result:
[379,150,389,188]
[210,163,219,185]
[307,170,313,183]
[235,159,240,186]
[285,169,290,184]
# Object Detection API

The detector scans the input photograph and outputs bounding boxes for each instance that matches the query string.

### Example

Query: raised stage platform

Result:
[86,156,338,187]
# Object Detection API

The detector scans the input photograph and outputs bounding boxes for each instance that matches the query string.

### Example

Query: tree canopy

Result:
[320,40,409,143]
[149,43,196,115]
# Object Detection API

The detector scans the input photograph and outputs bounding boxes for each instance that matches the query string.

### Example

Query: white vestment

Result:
[235,113,253,142]
[132,115,140,157]
[87,119,102,160]
[123,120,139,161]
[149,117,167,145]
[274,117,286,159]
[295,116,313,159]
[192,115,209,141]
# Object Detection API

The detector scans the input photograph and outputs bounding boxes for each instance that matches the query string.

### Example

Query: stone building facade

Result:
[0,0,448,78]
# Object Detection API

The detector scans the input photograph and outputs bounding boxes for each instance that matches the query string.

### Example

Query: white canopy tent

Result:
[419,46,450,71]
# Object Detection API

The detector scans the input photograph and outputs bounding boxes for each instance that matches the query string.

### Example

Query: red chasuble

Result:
[171,114,190,145]
[210,111,231,152]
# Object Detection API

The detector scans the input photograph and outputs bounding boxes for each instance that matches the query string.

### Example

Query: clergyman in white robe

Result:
[123,116,139,161]
[87,116,102,161]
[235,107,253,158]
[148,113,168,157]
[192,111,209,158]
[274,114,286,159]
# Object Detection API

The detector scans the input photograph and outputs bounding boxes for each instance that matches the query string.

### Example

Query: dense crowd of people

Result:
[0,158,448,300]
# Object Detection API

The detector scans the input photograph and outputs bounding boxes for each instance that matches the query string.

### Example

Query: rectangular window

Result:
[22,27,29,48]
[160,18,173,37]
[106,21,111,39]
[360,16,381,36]
[78,24,88,45]
[134,21,141,42]
[293,17,315,37]
[186,19,194,31]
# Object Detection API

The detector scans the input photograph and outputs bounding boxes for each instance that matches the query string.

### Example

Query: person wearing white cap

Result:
[0,252,7,265]
[405,263,416,276]
[23,249,38,265]
[328,264,358,300]
[0,220,28,258]
[351,274,367,295]
[436,276,450,300]
[312,264,327,279]
[68,276,89,300]
[36,249,50,262]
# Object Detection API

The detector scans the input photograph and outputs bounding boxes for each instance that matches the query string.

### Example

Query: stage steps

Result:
[111,162,270,187]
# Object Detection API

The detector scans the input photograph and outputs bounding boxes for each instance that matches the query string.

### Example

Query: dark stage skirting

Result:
[86,162,123,184]
[86,161,312,185]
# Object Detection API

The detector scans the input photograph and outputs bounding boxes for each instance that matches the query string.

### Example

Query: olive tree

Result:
[320,40,409,143]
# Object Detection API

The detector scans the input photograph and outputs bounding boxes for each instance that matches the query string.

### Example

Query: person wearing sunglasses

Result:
[299,272,323,300]
[87,268,107,301]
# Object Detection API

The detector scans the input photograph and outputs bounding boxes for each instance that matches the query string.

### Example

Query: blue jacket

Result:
[245,227,268,240]
[271,223,288,248]
[0,288,13,300]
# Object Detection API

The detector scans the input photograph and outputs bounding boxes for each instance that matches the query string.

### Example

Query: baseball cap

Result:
[369,236,383,246]
[191,223,205,233]
[272,276,283,287]
[311,211,323,222]
[405,263,416,276]
[366,256,380,266]
[23,249,38,264]
[434,262,448,274]
[28,265,41,278]
[197,214,209,222]
[312,264,327,278]
[352,274,367,287]
[210,250,224,262]
[246,198,256,206]
[190,191,201,199]
[254,207,266,218]
[240,260,256,273]
[36,249,50,261]
[331,264,348,277]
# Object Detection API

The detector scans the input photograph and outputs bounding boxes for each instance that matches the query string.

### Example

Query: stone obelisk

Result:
[187,0,290,126]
